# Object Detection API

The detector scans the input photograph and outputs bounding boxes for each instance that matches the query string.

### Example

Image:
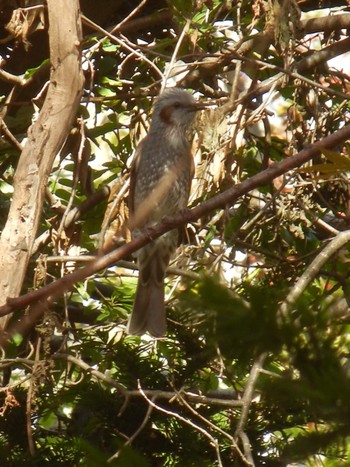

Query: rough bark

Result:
[0,0,84,329]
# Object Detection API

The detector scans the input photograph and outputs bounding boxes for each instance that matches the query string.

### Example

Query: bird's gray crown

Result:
[154,88,195,112]
[151,88,198,129]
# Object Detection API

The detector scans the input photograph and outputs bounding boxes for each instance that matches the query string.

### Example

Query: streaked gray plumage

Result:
[127,88,205,337]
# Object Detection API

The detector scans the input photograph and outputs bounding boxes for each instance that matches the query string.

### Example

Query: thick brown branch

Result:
[300,13,350,36]
[297,37,350,74]
[0,0,84,330]
[238,13,350,56]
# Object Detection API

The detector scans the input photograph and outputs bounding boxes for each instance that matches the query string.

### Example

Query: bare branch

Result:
[137,380,225,467]
[279,230,350,320]
[0,68,25,86]
[81,14,163,80]
[300,13,350,36]
[111,0,149,34]
[174,388,249,465]
[107,401,154,463]
[52,353,127,394]
[234,353,267,466]
[297,37,350,74]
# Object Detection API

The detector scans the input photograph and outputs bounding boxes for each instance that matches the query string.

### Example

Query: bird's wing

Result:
[128,138,146,215]
[190,144,195,191]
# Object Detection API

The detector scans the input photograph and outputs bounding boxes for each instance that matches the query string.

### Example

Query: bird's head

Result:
[151,88,206,132]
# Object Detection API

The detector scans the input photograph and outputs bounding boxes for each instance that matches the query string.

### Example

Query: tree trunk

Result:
[0,0,84,329]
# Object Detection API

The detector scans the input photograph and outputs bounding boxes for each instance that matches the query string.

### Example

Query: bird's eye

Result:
[173,102,181,109]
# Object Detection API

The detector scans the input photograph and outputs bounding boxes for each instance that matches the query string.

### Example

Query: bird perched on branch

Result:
[127,88,206,337]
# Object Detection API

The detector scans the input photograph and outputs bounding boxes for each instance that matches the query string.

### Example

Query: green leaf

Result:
[23,58,50,80]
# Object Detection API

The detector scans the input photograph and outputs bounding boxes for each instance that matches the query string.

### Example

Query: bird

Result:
[127,88,206,337]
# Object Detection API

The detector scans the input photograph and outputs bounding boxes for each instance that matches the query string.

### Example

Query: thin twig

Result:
[26,338,42,456]
[107,397,154,463]
[0,120,23,151]
[99,179,129,250]
[234,353,267,467]
[174,388,250,465]
[235,353,266,437]
[162,18,191,91]
[127,389,243,407]
[82,14,163,80]
[137,380,224,467]
[279,230,350,319]
[111,0,149,34]
[57,119,87,241]
[231,54,350,105]
[53,352,127,394]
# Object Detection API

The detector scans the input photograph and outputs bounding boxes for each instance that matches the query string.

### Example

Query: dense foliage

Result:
[1,0,350,465]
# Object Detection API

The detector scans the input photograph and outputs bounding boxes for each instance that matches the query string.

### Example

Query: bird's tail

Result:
[126,278,166,337]
[127,236,173,337]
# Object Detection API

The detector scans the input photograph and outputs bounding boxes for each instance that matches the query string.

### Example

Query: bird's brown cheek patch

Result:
[159,106,173,125]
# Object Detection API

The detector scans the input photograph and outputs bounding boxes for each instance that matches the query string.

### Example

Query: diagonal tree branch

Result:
[279,230,350,320]
[1,120,350,324]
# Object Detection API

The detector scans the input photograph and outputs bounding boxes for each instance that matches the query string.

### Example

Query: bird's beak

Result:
[189,102,210,112]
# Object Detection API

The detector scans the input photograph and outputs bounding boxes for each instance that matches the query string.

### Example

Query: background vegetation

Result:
[1,0,350,465]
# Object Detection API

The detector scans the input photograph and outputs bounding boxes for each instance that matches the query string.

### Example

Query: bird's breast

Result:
[133,139,192,225]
